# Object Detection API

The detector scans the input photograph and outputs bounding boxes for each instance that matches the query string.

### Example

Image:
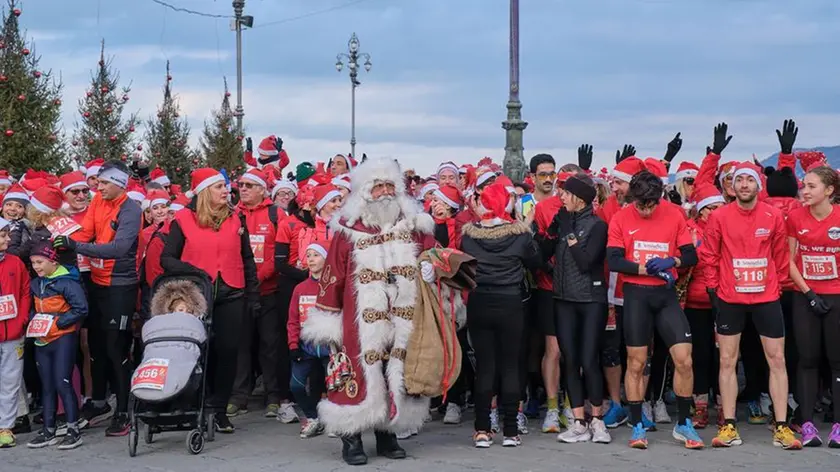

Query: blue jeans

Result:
[35,333,79,429]
[290,357,328,419]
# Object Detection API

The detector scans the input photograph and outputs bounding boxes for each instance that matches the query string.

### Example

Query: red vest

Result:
[238,199,278,295]
[175,210,245,289]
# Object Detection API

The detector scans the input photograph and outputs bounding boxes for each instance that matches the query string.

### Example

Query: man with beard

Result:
[301,157,437,466]
[700,162,800,449]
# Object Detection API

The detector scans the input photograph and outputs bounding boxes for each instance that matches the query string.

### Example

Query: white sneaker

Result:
[474,431,493,448]
[557,420,591,443]
[443,403,462,425]
[276,402,300,424]
[299,418,324,438]
[653,399,672,423]
[490,408,500,433]
[759,393,772,417]
[590,417,612,444]
[517,411,529,435]
[541,408,561,433]
[502,435,522,447]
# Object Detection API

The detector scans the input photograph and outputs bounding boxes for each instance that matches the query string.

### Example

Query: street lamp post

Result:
[335,33,372,159]
[232,1,253,136]
[502,0,528,182]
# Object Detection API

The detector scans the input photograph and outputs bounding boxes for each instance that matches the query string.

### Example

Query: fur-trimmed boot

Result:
[375,430,407,459]
[340,433,368,466]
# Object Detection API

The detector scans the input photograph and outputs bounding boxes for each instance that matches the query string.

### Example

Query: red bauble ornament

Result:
[21,48,29,55]
[0,75,7,82]
[129,125,135,132]
[192,159,198,165]
[120,155,126,161]
[155,152,161,157]
[175,167,181,172]
[136,144,143,151]
[83,111,91,118]
[122,94,129,101]
[0,41,4,49]
[48,134,56,141]
[71,140,79,146]
[101,86,109,94]
[87,139,94,145]
[33,71,41,78]
[225,92,231,97]
[174,113,179,118]
[12,8,21,16]
[167,75,172,81]
[109,135,117,142]
[4,129,14,137]
[236,135,244,141]
[54,99,61,106]
[105,107,113,113]
[17,94,25,101]
[86,91,92,97]
[98,60,104,66]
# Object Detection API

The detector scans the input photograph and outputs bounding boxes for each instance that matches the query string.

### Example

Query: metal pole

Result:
[351,81,356,158]
[336,33,370,159]
[233,0,245,135]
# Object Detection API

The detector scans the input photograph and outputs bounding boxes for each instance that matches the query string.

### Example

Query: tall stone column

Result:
[502,0,528,182]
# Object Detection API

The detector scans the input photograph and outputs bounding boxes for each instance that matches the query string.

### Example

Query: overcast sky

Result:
[20,0,840,175]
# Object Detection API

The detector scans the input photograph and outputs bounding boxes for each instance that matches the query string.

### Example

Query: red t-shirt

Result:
[533,195,563,290]
[607,202,692,287]
[786,205,840,294]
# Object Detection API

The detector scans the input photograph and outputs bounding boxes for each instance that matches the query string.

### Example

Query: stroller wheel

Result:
[128,426,138,457]
[144,423,154,444]
[187,429,205,455]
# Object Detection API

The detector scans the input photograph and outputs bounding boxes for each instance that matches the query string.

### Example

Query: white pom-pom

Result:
[185,190,194,199]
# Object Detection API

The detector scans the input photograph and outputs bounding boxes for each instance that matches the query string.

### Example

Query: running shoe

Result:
[56,419,89,437]
[827,423,840,448]
[105,414,129,437]
[653,399,672,424]
[27,429,59,448]
[628,403,657,432]
[692,403,709,429]
[672,419,704,449]
[489,408,500,434]
[299,418,325,438]
[628,423,648,449]
[748,400,767,424]
[276,402,300,424]
[215,414,236,434]
[502,435,521,447]
[800,421,822,447]
[57,428,83,450]
[81,401,113,426]
[517,411,529,435]
[541,408,561,433]
[0,429,15,448]
[712,423,742,447]
[11,416,30,435]
[264,403,279,418]
[443,403,462,424]
[226,403,247,417]
[773,424,802,450]
[590,417,612,444]
[557,420,591,443]
[603,400,628,428]
[473,430,492,448]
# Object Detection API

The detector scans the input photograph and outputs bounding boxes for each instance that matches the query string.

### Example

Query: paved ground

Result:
[4,408,839,472]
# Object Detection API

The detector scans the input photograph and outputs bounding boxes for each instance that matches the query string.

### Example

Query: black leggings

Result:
[685,307,717,396]
[468,290,523,437]
[89,284,136,414]
[554,300,606,410]
[207,297,245,412]
[793,292,840,423]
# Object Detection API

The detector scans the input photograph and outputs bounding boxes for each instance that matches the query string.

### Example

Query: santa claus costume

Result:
[302,157,436,466]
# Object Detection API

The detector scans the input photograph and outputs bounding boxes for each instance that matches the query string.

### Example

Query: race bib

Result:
[733,258,767,293]
[802,255,838,281]
[0,295,18,321]
[131,358,170,391]
[77,254,91,272]
[90,258,105,269]
[250,234,265,264]
[299,295,316,324]
[632,241,670,264]
[26,314,55,338]
[46,216,82,237]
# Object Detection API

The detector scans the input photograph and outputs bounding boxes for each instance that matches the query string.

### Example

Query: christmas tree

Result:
[199,78,243,178]
[70,40,138,166]
[145,60,194,185]
[0,1,66,175]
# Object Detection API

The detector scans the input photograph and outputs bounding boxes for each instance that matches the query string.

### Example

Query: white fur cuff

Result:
[301,306,343,345]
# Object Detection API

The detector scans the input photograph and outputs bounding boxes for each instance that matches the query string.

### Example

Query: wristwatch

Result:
[565,233,577,242]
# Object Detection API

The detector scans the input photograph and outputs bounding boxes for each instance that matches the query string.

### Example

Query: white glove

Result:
[420,261,436,283]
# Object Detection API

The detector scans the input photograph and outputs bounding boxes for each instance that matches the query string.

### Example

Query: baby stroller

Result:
[127,272,214,457]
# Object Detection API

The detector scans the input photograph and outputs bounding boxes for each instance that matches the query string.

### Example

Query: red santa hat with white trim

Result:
[241,168,269,195]
[59,171,87,194]
[29,186,64,214]
[332,175,351,192]
[126,181,146,203]
[271,179,298,199]
[644,158,670,184]
[437,161,459,180]
[434,184,463,210]
[732,161,764,190]
[147,189,171,209]
[675,161,699,181]
[85,158,105,179]
[306,239,329,259]
[417,181,439,200]
[0,170,11,187]
[189,168,226,197]
[691,182,726,212]
[611,156,646,183]
[170,193,190,212]
[150,167,170,186]
[2,183,29,206]
[313,184,341,212]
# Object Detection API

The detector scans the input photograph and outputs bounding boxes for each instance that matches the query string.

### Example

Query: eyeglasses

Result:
[275,190,294,199]
[683,178,695,185]
[68,188,88,196]
[536,171,556,179]
[238,182,262,190]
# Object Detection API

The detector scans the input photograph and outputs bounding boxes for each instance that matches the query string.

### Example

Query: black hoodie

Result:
[460,220,541,294]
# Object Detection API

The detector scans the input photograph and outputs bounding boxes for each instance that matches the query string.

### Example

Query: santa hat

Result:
[189,168,225,196]
[20,178,45,195]
[126,181,147,202]
[313,184,341,212]
[718,161,736,185]
[675,161,699,181]
[150,167,170,186]
[3,183,29,206]
[437,161,459,179]
[170,193,190,212]
[332,175,351,192]
[169,184,182,196]
[459,165,470,175]
[330,154,356,172]
[478,181,514,222]
[692,183,726,212]
[796,150,827,173]
[495,175,516,195]
[434,184,463,210]
[241,168,269,190]
[732,161,763,190]
[85,158,105,178]
[257,136,290,170]
[556,171,574,188]
[0,217,10,232]
[30,185,64,214]
[306,240,329,259]
[612,156,646,183]
[475,166,497,187]
[644,158,670,184]
[147,189,170,209]
[271,180,298,199]
[417,182,439,200]
[0,170,11,187]
[59,171,88,194]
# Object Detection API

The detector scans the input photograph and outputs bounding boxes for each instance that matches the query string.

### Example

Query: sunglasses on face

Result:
[684,178,695,185]
[68,188,88,196]
[536,171,556,179]
[238,182,261,190]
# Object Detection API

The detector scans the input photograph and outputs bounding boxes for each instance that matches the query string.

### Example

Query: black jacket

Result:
[546,205,608,303]
[460,220,541,295]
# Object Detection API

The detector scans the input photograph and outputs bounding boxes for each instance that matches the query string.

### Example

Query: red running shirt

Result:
[786,205,840,294]
[607,202,692,287]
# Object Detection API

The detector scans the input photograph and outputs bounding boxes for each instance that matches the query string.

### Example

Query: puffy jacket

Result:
[30,265,88,344]
[71,192,141,286]
[237,199,280,295]
[700,201,789,305]
[550,205,608,303]
[0,254,31,342]
[6,219,31,259]
[461,221,540,294]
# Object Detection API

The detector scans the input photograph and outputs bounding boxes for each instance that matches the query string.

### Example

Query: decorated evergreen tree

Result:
[0,1,66,175]
[199,78,243,178]
[145,61,193,185]
[70,40,138,166]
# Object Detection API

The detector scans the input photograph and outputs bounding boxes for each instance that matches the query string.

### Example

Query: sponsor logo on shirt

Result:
[829,227,840,241]
[754,228,770,238]
[629,229,639,235]
[798,229,809,235]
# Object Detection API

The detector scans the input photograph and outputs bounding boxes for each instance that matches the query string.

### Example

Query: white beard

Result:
[361,196,402,230]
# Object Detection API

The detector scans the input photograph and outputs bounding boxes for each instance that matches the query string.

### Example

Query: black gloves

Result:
[52,235,76,251]
[245,137,253,153]
[577,144,593,171]
[711,122,732,155]
[776,119,798,155]
[663,132,682,163]
[615,144,636,164]
[290,348,303,362]
[547,210,571,237]
[667,187,682,205]
[275,136,283,152]
[805,290,831,317]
